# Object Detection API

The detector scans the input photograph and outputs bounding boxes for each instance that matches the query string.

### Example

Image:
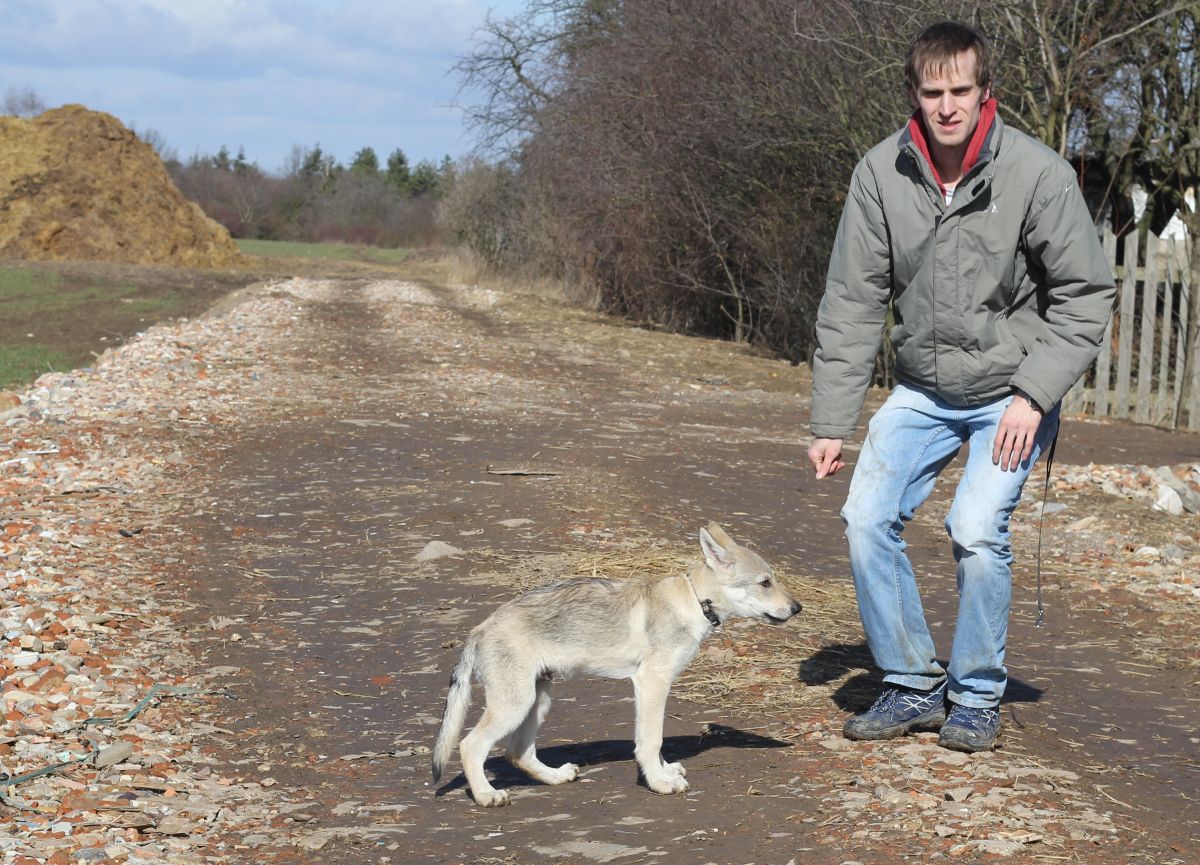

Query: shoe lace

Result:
[868,687,933,714]
[867,688,902,713]
[870,685,941,714]
[948,704,999,729]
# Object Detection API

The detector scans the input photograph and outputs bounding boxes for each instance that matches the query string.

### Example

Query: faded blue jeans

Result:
[841,383,1060,708]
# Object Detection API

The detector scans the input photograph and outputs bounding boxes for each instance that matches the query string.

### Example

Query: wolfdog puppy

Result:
[431,523,802,806]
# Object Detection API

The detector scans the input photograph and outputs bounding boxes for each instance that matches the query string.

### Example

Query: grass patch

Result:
[0,262,255,391]
[0,342,76,388]
[235,239,411,265]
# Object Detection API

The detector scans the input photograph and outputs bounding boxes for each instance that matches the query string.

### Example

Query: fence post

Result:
[1094,229,1116,418]
[1136,233,1159,423]
[1186,256,1200,429]
[1166,243,1186,427]
[1114,232,1138,418]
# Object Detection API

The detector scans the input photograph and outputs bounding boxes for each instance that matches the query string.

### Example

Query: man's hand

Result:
[808,437,846,479]
[992,394,1044,471]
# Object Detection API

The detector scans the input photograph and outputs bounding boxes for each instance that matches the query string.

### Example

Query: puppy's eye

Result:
[759,579,772,588]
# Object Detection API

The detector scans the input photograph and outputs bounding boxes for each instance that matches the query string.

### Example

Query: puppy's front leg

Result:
[632,667,688,795]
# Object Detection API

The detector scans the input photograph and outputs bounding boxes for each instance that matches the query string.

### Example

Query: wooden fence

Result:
[1062,229,1199,430]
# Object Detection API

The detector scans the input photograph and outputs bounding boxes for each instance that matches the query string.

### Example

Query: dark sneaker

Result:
[938,703,1001,752]
[843,681,947,741]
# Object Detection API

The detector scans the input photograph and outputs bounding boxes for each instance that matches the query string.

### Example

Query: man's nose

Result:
[939,94,955,115]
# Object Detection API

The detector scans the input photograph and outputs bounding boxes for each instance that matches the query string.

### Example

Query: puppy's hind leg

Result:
[459,677,536,807]
[505,677,579,786]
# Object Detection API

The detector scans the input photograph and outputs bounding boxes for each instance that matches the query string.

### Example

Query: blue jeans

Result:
[841,383,1060,708]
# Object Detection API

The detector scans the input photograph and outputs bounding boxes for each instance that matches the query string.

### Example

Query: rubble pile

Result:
[794,722,1121,857]
[1043,462,1200,602]
[1057,462,1200,516]
[0,283,305,862]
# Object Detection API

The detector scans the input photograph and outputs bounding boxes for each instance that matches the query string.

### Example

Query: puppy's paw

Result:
[546,762,579,785]
[646,773,689,795]
[474,788,512,808]
[664,761,687,778]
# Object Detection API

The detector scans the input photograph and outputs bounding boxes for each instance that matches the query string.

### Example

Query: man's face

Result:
[911,50,989,153]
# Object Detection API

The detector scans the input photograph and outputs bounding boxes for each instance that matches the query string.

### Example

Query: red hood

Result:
[906,96,997,194]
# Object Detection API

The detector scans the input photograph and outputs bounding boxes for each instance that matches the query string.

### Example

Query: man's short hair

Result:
[905,21,992,94]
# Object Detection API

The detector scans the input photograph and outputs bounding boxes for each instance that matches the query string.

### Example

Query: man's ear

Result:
[980,84,991,104]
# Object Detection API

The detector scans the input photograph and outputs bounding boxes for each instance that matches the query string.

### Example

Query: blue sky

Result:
[1,0,528,173]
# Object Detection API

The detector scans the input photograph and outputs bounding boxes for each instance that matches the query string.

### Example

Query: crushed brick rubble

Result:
[1038,462,1200,605]
[1,277,1197,863]
[0,285,306,864]
[787,720,1123,860]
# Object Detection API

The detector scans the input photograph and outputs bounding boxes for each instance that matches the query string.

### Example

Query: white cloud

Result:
[1,0,528,168]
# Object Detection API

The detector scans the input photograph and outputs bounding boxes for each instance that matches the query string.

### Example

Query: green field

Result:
[0,242,420,391]
[0,262,255,390]
[235,239,411,264]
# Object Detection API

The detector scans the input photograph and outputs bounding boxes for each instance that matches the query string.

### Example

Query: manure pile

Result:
[0,104,242,267]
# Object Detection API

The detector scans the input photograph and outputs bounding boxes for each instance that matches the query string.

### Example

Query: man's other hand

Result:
[808,437,846,479]
[992,395,1044,471]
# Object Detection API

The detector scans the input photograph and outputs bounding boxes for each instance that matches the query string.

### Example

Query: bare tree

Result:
[3,86,46,117]
[453,0,620,157]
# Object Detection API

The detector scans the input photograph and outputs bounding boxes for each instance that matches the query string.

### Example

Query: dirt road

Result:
[9,268,1198,864]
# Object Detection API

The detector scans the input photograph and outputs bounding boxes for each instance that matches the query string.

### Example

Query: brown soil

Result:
[0,105,242,267]
[6,257,1199,864]
[150,266,1198,864]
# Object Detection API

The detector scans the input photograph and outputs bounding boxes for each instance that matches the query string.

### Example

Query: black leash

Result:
[1034,429,1059,627]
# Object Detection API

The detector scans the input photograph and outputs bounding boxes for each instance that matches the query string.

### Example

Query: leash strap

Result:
[1034,428,1059,627]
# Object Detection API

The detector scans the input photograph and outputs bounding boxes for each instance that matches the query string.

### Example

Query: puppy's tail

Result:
[431,635,478,784]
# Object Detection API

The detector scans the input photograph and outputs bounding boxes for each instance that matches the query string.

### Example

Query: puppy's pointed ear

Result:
[704,521,735,548]
[700,526,736,572]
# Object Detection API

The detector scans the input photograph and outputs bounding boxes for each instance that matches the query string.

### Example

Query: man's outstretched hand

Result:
[808,437,845,479]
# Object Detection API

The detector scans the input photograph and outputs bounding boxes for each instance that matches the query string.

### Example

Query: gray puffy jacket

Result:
[811,113,1116,439]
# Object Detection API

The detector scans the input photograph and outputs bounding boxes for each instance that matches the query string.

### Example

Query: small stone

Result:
[1153,484,1183,515]
[817,736,851,751]
[970,839,1026,855]
[1161,544,1187,563]
[94,741,134,768]
[10,651,40,668]
[1006,766,1079,784]
[941,801,971,818]
[150,816,194,835]
[415,541,466,562]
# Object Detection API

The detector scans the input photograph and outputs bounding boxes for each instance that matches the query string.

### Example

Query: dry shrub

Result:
[450,0,926,360]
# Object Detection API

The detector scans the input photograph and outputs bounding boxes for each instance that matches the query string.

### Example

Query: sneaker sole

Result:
[843,709,946,741]
[937,729,998,752]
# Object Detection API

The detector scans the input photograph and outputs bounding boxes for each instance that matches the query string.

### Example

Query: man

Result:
[807,21,1115,752]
